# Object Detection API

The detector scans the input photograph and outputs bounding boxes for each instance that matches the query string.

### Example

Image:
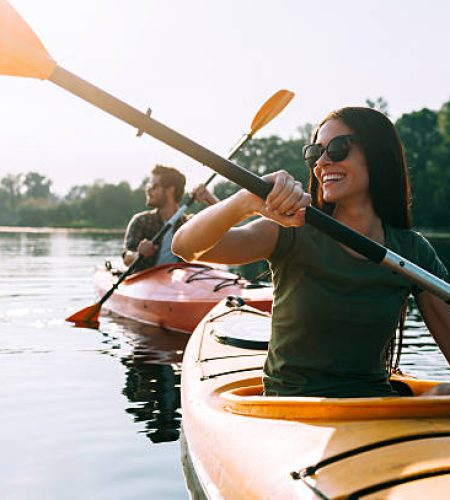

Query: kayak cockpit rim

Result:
[219,377,450,421]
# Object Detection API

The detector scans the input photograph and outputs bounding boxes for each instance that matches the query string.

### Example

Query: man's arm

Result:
[192,184,219,206]
[122,213,158,266]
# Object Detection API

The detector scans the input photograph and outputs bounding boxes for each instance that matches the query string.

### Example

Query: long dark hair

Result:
[308,107,412,229]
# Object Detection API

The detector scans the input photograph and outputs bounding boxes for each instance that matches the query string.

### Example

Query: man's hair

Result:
[308,107,412,229]
[151,165,186,202]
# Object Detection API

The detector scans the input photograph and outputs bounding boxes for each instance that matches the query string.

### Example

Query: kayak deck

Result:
[181,299,450,499]
[94,262,272,332]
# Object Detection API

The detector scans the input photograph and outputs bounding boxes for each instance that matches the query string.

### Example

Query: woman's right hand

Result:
[172,170,310,263]
[242,170,311,227]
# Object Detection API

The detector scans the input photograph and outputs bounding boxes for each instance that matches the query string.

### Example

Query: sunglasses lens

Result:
[303,144,322,169]
[327,136,351,162]
[303,135,356,168]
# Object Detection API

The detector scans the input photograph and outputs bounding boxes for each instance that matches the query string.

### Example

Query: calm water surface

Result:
[0,230,448,500]
[0,231,188,500]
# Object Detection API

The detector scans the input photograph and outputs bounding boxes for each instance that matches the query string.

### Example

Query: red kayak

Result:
[94,262,273,333]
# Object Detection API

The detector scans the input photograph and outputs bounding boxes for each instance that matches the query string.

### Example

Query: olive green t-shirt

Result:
[264,224,448,397]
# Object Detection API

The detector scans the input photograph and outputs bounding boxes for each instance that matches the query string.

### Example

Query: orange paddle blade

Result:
[70,319,100,330]
[0,0,56,79]
[66,302,102,324]
[250,89,295,135]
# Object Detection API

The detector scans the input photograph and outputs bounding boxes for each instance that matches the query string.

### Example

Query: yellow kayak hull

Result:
[181,300,450,499]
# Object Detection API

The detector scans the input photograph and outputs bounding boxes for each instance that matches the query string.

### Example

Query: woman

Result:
[172,107,450,397]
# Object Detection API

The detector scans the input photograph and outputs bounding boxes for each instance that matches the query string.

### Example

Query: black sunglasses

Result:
[303,134,359,169]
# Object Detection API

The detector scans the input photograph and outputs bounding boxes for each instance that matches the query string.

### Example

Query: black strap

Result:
[291,432,450,499]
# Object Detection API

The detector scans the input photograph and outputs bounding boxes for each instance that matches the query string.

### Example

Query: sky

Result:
[0,0,449,196]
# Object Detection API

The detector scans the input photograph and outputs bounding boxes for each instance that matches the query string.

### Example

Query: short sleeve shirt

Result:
[123,210,186,271]
[264,224,448,397]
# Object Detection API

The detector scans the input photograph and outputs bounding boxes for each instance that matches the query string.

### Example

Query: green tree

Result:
[80,180,142,228]
[65,184,90,202]
[432,100,450,227]
[395,107,446,227]
[17,199,52,226]
[365,97,390,116]
[23,171,52,200]
[212,134,310,203]
[0,173,24,224]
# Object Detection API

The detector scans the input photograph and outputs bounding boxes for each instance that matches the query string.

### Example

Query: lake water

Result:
[0,230,449,500]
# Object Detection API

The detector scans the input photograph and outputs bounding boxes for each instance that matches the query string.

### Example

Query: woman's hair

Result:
[308,107,412,228]
[152,164,186,202]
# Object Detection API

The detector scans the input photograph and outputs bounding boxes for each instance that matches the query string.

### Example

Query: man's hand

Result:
[192,184,219,205]
[137,239,159,258]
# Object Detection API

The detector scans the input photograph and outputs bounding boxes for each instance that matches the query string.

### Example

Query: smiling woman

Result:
[172,106,450,398]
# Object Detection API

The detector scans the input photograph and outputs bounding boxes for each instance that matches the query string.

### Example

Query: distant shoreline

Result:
[0,225,448,239]
[0,226,123,234]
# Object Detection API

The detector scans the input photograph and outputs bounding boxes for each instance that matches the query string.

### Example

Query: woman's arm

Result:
[172,189,277,264]
[416,291,450,364]
[172,171,310,264]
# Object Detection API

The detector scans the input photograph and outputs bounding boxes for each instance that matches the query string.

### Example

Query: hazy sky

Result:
[1,0,449,195]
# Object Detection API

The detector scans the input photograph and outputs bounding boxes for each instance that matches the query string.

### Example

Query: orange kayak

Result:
[93,262,272,333]
[181,299,450,499]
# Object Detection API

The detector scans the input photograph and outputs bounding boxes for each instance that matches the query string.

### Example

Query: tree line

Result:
[0,173,146,228]
[218,97,450,230]
[1,98,449,230]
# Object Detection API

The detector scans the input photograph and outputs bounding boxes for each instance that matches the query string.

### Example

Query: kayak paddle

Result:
[65,89,294,324]
[1,0,449,303]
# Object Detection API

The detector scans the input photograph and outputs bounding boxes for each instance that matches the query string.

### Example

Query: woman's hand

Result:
[172,170,309,263]
[245,170,311,227]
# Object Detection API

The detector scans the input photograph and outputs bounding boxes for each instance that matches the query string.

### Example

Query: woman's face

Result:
[313,119,370,206]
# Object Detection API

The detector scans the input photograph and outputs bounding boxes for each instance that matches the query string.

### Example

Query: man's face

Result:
[145,175,168,208]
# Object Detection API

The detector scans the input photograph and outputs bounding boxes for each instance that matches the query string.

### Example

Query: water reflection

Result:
[123,361,182,444]
[99,314,188,444]
[400,297,450,380]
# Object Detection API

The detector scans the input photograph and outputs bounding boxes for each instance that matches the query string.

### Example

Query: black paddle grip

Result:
[305,207,387,263]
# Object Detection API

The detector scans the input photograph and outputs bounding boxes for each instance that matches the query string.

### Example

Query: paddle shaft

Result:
[180,132,250,211]
[48,66,450,303]
[49,66,263,195]
[305,210,450,302]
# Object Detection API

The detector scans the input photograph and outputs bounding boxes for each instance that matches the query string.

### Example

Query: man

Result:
[123,164,217,271]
